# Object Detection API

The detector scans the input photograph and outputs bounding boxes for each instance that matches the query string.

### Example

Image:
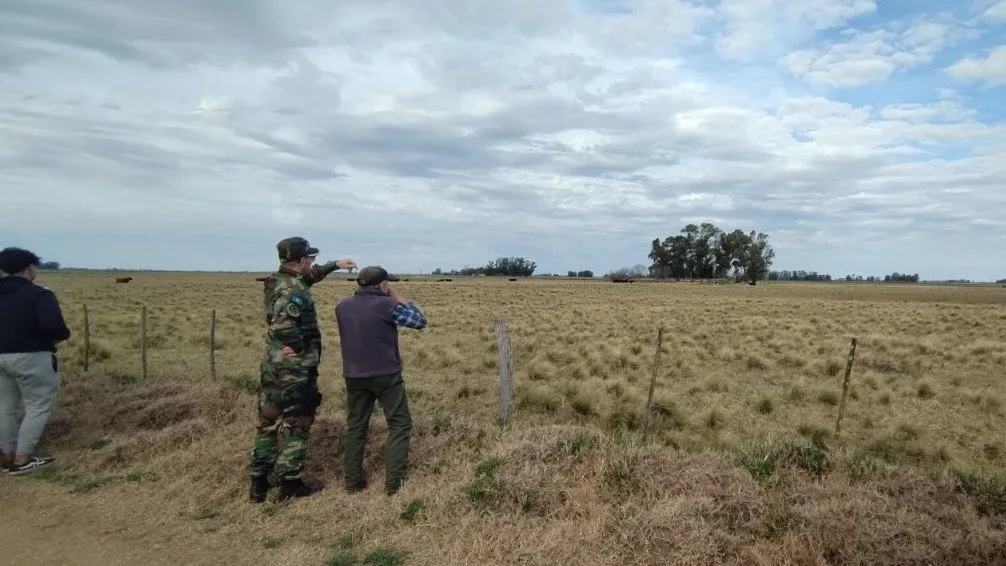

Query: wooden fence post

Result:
[835,337,858,438]
[642,326,665,442]
[210,309,217,380]
[493,317,514,424]
[141,306,148,380]
[83,304,90,372]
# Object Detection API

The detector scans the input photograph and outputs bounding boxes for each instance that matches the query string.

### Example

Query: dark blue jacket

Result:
[335,287,403,378]
[0,276,71,354]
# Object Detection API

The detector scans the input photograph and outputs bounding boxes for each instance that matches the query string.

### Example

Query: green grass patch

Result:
[734,436,831,487]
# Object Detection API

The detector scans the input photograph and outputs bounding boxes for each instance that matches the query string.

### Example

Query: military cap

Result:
[277,237,319,262]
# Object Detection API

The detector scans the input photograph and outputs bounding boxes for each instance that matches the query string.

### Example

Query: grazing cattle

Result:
[508,277,517,281]
[346,277,357,281]
[611,277,633,283]
[402,278,410,282]
[115,277,133,284]
[254,277,268,282]
[436,278,453,282]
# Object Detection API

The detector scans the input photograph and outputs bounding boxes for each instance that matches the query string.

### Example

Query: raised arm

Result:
[303,257,357,287]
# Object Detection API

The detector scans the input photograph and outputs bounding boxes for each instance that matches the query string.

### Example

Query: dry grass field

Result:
[3,271,1005,565]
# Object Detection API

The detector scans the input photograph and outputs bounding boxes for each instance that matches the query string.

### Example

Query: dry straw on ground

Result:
[1,272,1004,565]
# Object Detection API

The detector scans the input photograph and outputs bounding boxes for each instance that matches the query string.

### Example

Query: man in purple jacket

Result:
[335,266,426,495]
[0,247,71,475]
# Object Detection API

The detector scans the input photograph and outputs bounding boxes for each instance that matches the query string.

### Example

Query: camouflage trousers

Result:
[249,362,321,480]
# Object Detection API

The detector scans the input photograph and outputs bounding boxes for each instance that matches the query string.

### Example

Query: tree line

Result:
[768,271,921,283]
[37,253,997,284]
[647,223,775,284]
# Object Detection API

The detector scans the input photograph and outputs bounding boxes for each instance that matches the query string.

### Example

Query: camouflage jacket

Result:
[261,260,341,367]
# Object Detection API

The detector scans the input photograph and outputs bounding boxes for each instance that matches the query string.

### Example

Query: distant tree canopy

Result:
[997,279,1006,284]
[883,272,920,283]
[761,271,927,283]
[769,270,832,281]
[567,270,594,278]
[432,256,537,277]
[605,264,648,280]
[39,261,60,270]
[842,273,920,283]
[648,223,775,284]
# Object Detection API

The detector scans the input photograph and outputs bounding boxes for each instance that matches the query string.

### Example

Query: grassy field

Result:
[4,271,1005,564]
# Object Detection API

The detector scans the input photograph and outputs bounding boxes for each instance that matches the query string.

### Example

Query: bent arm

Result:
[36,291,71,342]
[391,302,427,330]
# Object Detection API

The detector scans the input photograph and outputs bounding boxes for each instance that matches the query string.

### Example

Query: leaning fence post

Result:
[210,309,217,380]
[493,316,514,424]
[642,326,665,442]
[83,304,90,372]
[835,337,858,438]
[141,306,148,380]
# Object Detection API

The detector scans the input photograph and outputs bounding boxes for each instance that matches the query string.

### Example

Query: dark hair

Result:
[0,247,41,275]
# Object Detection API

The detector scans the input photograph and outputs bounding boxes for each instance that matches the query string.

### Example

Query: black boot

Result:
[277,478,324,501]
[249,475,271,503]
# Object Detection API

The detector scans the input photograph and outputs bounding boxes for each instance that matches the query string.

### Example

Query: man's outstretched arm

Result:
[304,257,357,286]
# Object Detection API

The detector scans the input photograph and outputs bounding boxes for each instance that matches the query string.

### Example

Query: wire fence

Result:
[77,303,871,441]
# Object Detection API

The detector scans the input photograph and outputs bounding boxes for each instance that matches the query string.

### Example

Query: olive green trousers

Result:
[343,372,413,494]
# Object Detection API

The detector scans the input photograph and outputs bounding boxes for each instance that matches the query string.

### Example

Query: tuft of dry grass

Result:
[3,273,1004,564]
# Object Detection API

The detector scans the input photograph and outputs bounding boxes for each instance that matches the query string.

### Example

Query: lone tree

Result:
[740,231,774,285]
[648,223,775,284]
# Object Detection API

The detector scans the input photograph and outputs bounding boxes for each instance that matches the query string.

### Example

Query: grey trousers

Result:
[0,352,61,456]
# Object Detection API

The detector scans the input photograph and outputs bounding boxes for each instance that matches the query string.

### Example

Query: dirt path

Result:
[0,480,249,565]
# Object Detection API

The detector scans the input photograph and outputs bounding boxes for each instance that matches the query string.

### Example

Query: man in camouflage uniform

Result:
[249,237,356,503]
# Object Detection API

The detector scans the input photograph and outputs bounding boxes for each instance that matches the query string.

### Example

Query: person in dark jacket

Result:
[0,247,71,475]
[335,266,426,495]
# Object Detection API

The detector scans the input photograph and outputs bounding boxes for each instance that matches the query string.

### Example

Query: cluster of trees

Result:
[605,265,648,280]
[767,270,832,281]
[840,273,921,283]
[769,271,921,283]
[432,256,537,277]
[882,272,920,283]
[647,223,775,284]
[566,270,594,278]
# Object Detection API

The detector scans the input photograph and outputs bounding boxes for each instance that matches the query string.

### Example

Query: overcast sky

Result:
[2,0,1004,280]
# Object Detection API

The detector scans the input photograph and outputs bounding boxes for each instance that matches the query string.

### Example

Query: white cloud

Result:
[946,45,1006,86]
[0,0,1004,279]
[783,20,973,87]
[982,0,1006,21]
[715,0,877,60]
